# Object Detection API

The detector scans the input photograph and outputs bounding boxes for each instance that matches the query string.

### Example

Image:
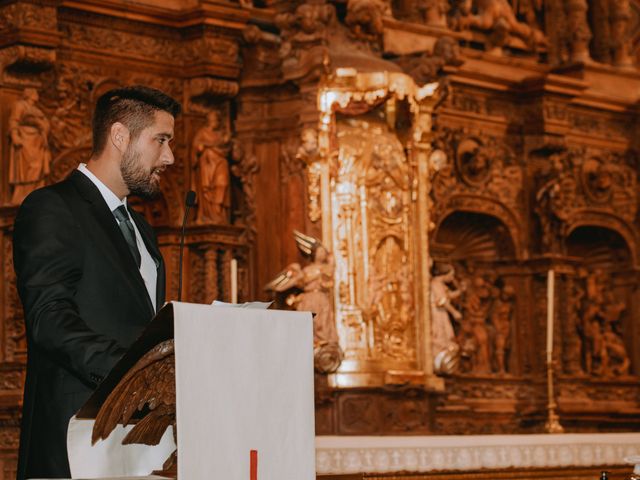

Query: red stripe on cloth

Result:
[250,449,258,480]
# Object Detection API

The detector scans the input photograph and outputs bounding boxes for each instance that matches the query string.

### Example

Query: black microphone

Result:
[177,190,196,301]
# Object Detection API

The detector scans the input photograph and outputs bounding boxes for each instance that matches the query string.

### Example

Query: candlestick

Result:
[545,358,564,433]
[231,258,238,304]
[544,268,563,433]
[546,269,554,363]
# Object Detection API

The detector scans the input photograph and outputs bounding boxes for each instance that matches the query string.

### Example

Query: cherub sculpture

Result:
[265,231,343,373]
[92,339,177,477]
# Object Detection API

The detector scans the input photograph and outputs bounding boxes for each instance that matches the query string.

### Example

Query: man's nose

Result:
[163,145,175,165]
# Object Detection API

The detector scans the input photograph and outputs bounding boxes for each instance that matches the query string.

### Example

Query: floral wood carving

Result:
[0,2,58,73]
[183,35,240,67]
[188,77,239,103]
[280,132,307,179]
[3,240,25,361]
[230,140,259,243]
[0,3,57,31]
[431,130,524,256]
[60,23,182,64]
[534,149,638,254]
[563,275,584,375]
[294,128,322,223]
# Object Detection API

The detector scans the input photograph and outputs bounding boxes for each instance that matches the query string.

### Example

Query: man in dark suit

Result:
[12,85,181,480]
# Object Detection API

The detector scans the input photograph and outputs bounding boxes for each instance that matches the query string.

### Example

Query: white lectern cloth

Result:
[173,303,316,480]
[67,416,175,478]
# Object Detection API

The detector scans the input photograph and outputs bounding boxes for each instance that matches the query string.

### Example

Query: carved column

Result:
[414,120,438,389]
[610,0,634,68]
[562,273,584,375]
[221,248,233,303]
[204,246,220,304]
[565,0,592,63]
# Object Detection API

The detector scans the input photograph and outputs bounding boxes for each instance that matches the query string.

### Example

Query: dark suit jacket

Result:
[13,170,165,480]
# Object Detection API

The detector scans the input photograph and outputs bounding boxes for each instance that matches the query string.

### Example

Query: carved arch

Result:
[434,194,525,260]
[565,210,638,266]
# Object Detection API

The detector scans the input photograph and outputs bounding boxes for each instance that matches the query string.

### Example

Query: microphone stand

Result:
[177,191,196,301]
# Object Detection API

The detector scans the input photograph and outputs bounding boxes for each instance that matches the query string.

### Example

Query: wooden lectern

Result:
[70,302,316,480]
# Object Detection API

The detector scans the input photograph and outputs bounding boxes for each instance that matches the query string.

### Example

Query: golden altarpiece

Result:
[0,0,640,478]
[309,72,443,390]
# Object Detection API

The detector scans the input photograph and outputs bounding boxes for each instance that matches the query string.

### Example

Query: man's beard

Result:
[120,145,160,199]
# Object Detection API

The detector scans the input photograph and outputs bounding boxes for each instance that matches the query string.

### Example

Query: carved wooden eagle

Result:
[92,339,177,476]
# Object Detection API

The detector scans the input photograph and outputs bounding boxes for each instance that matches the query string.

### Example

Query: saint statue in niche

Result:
[8,88,51,205]
[190,110,231,224]
[430,264,462,375]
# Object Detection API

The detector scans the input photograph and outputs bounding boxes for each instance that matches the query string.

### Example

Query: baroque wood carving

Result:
[534,148,638,256]
[0,0,640,473]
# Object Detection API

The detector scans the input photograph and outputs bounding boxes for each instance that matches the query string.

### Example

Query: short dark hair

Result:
[92,85,182,155]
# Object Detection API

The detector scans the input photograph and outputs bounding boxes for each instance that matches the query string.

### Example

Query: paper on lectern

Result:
[173,303,316,479]
[211,300,273,309]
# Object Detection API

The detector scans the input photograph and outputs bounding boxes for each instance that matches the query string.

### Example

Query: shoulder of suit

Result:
[20,179,69,207]
[17,176,83,220]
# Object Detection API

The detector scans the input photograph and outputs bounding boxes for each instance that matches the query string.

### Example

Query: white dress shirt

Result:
[77,163,157,311]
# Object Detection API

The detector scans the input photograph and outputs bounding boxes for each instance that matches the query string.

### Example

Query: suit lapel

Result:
[68,170,155,317]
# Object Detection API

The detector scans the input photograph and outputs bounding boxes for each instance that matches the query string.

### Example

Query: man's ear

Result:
[110,122,130,153]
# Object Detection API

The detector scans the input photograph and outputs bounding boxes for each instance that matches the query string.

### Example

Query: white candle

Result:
[546,269,555,363]
[231,258,238,304]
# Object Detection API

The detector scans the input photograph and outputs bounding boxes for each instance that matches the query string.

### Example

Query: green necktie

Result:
[113,205,141,268]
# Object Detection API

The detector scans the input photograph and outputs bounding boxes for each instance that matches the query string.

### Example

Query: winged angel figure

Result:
[92,339,177,477]
[265,230,343,373]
